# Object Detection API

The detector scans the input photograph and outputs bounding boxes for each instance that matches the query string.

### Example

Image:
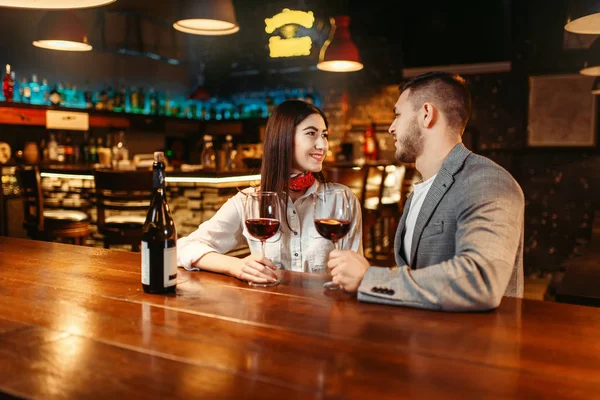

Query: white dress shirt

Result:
[177,182,363,273]
[403,174,437,264]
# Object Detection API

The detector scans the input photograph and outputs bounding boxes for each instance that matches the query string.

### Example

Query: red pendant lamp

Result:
[317,16,363,72]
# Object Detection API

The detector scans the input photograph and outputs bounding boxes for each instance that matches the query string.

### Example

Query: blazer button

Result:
[294,253,298,257]
[387,289,395,295]
[294,231,298,235]
[371,287,380,293]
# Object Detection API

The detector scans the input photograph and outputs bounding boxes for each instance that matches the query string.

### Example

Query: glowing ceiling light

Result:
[0,0,116,9]
[173,0,239,36]
[317,16,363,72]
[33,11,92,52]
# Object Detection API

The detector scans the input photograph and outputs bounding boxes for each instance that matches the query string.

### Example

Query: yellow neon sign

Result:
[265,8,314,34]
[269,36,312,58]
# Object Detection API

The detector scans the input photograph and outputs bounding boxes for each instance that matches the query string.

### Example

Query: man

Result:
[328,72,524,311]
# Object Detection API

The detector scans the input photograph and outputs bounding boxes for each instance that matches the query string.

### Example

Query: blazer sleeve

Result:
[357,167,524,311]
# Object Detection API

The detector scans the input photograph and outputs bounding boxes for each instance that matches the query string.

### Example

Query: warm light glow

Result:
[580,66,600,76]
[173,19,239,36]
[565,13,600,34]
[40,172,262,185]
[40,172,94,180]
[264,8,314,34]
[269,36,312,58]
[0,0,116,9]
[166,174,261,184]
[317,60,363,72]
[33,40,92,51]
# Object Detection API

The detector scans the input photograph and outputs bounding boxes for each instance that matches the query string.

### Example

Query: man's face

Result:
[388,90,424,163]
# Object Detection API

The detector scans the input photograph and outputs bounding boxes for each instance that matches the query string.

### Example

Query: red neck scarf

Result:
[289,171,315,192]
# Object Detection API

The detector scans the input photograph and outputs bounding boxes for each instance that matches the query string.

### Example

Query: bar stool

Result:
[16,166,90,245]
[94,169,153,252]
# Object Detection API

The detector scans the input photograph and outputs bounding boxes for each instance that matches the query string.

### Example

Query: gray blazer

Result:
[357,143,524,311]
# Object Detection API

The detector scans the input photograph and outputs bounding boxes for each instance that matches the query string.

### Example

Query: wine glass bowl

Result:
[313,189,351,290]
[244,191,281,287]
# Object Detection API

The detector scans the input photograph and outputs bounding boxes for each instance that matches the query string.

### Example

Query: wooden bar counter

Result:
[0,237,599,399]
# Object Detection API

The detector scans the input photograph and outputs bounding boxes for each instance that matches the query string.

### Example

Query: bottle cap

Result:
[154,151,165,162]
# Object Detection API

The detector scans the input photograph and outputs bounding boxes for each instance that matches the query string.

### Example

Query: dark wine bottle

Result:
[142,151,177,294]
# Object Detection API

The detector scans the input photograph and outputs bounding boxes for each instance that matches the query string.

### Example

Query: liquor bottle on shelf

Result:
[148,88,158,115]
[56,132,65,163]
[200,135,216,169]
[30,75,41,104]
[47,133,58,161]
[11,71,19,102]
[113,86,125,112]
[64,82,74,107]
[88,134,98,163]
[96,86,107,111]
[49,85,61,106]
[138,87,146,113]
[39,138,48,162]
[64,133,74,163]
[130,87,139,112]
[20,77,31,104]
[223,134,237,171]
[141,151,177,294]
[363,122,379,161]
[2,64,14,102]
[105,86,115,111]
[80,131,90,163]
[40,78,50,105]
[57,82,66,106]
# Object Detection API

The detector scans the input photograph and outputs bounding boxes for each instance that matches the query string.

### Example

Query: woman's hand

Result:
[229,254,279,284]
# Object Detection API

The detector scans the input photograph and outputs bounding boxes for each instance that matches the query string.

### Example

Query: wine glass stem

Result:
[261,240,265,258]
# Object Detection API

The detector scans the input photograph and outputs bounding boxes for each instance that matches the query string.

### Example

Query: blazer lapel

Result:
[409,143,472,266]
[394,194,412,267]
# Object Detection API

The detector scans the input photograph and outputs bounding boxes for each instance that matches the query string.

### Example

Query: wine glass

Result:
[244,191,281,287]
[313,189,351,290]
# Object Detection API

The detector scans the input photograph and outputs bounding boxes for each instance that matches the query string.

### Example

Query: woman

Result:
[177,100,363,285]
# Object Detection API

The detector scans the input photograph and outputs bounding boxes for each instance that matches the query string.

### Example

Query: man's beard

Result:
[394,117,424,163]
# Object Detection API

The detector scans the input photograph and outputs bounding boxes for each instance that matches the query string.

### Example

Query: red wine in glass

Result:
[314,218,350,241]
[244,191,281,287]
[313,189,352,290]
[245,218,280,240]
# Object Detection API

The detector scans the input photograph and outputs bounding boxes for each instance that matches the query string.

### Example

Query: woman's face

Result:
[292,113,329,174]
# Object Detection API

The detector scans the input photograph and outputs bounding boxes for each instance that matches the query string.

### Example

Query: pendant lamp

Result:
[0,0,115,9]
[33,11,92,51]
[565,0,600,34]
[580,38,600,76]
[173,0,239,36]
[317,16,363,72]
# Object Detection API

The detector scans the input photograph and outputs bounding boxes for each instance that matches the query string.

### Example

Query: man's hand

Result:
[229,254,278,284]
[328,250,370,293]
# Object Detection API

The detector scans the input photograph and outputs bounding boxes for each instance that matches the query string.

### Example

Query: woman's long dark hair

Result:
[260,100,328,230]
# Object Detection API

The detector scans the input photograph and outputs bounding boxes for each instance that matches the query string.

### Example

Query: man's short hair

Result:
[400,72,472,131]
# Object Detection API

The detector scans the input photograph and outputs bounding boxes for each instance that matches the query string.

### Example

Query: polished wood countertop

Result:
[0,237,599,399]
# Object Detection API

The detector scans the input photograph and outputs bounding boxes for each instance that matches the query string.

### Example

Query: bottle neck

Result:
[153,162,166,194]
